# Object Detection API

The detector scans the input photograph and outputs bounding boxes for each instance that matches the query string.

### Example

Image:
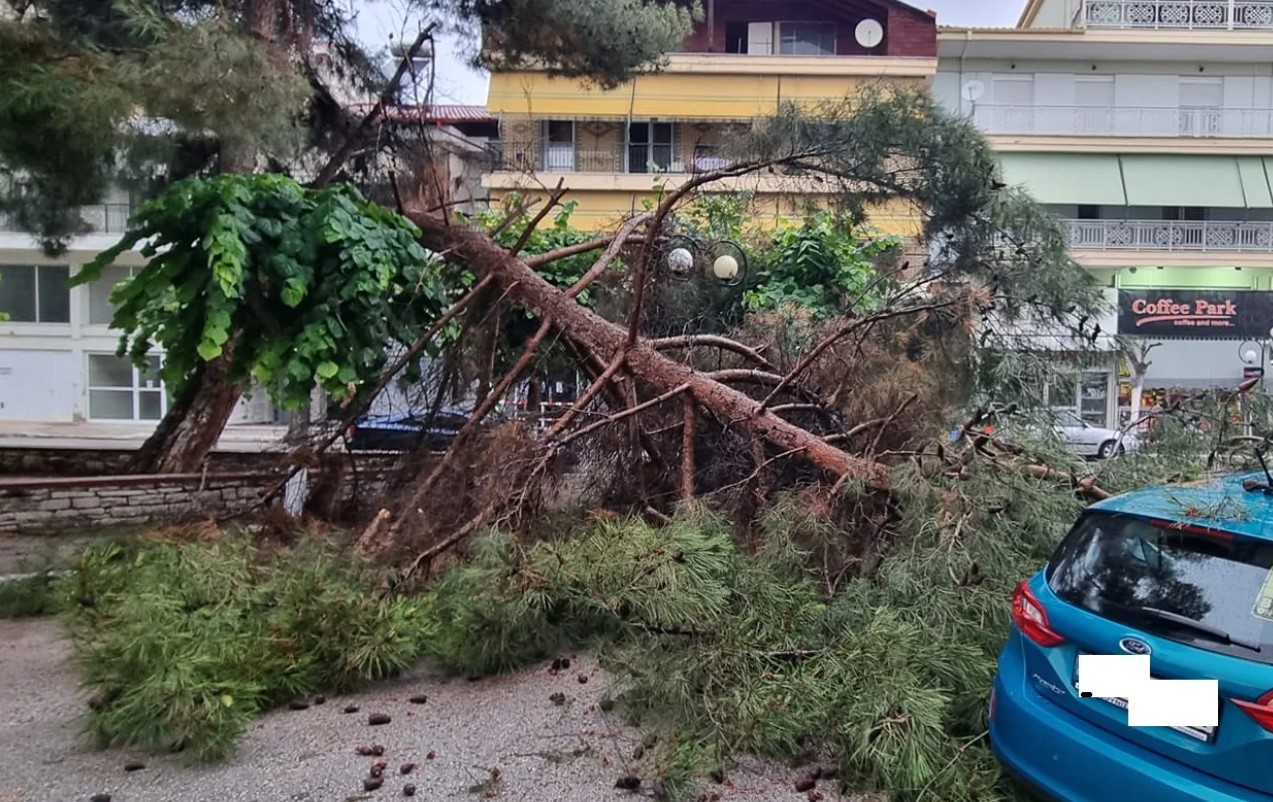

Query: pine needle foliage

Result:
[423,509,737,675]
[61,533,432,761]
[0,572,64,618]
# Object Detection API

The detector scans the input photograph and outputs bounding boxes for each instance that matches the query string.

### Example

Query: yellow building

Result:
[482,0,941,237]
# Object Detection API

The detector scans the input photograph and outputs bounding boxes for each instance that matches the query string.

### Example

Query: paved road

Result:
[0,618,841,802]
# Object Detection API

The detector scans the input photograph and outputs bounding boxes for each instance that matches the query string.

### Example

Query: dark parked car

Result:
[344,407,473,452]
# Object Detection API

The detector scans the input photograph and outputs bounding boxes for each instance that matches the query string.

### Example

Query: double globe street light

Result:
[661,233,748,287]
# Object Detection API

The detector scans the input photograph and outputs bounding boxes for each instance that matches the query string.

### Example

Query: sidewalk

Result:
[0,421,290,452]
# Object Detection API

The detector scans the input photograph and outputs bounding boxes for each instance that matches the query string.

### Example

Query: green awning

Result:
[997,153,1126,206]
[1240,157,1273,208]
[1120,155,1246,208]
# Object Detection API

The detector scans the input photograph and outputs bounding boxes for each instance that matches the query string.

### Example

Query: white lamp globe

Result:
[667,247,694,276]
[712,254,740,281]
[1242,346,1261,365]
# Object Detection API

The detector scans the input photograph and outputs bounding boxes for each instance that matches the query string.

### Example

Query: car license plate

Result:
[1072,652,1218,743]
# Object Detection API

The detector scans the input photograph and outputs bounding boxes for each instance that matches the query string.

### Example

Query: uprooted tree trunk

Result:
[358,214,894,555]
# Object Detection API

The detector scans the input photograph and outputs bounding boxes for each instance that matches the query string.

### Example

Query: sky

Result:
[353,0,1024,106]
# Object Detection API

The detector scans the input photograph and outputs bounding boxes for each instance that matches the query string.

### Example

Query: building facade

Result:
[0,208,287,443]
[482,0,940,237]
[935,0,1273,428]
[0,105,499,443]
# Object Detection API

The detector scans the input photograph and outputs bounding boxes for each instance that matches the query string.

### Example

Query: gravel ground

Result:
[0,618,852,802]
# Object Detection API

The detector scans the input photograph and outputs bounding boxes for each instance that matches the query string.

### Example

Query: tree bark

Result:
[406,215,892,488]
[128,355,244,474]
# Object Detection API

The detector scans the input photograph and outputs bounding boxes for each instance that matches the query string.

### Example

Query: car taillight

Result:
[1233,690,1273,733]
[1011,580,1066,647]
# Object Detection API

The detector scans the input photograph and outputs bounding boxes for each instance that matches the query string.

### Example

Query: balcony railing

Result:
[1063,219,1273,251]
[0,203,132,235]
[972,104,1273,138]
[491,143,733,175]
[1084,0,1273,29]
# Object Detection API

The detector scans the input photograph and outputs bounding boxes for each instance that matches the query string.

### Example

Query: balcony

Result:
[492,143,734,175]
[1083,0,1273,30]
[1063,219,1273,251]
[972,105,1273,138]
[0,204,132,235]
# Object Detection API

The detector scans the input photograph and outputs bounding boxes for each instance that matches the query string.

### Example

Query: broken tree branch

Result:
[681,396,697,501]
[565,213,652,300]
[758,300,958,413]
[510,178,567,255]
[556,383,692,449]
[650,335,777,372]
[313,26,435,188]
[358,315,557,552]
[257,275,496,507]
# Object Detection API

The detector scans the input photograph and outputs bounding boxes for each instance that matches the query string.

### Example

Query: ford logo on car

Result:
[1119,637,1152,656]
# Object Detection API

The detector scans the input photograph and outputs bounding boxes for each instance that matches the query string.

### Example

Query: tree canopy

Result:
[72,174,443,409]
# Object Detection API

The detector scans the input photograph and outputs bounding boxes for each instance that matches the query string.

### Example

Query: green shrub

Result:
[62,533,431,761]
[0,573,65,618]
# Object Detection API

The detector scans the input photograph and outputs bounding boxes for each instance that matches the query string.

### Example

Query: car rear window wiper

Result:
[1138,606,1263,653]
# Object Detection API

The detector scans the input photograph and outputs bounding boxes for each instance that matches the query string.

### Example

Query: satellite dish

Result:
[855,19,884,49]
[962,80,986,102]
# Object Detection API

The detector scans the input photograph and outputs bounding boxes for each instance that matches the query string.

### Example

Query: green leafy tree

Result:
[746,212,900,319]
[72,174,447,471]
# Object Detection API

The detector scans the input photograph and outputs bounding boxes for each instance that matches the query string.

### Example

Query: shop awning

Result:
[1120,155,1248,208]
[997,153,1126,206]
[1240,157,1273,208]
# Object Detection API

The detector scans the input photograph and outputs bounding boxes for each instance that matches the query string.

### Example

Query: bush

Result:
[0,573,65,618]
[62,533,431,761]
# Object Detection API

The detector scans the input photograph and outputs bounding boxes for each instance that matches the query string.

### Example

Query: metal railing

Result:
[0,203,132,234]
[1084,0,1273,29]
[1063,219,1273,251]
[490,143,732,175]
[971,104,1273,138]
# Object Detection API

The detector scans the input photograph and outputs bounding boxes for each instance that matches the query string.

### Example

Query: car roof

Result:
[1088,471,1273,542]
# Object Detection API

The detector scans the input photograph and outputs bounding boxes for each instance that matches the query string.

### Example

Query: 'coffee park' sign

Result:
[1118,290,1273,339]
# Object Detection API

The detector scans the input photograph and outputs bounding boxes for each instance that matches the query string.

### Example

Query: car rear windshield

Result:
[1047,512,1273,664]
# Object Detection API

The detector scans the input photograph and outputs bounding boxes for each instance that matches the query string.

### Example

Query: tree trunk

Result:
[1130,372,1145,427]
[128,355,244,474]
[406,215,892,488]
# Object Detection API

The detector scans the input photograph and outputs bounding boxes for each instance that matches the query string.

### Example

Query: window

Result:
[1073,77,1115,134]
[725,21,749,53]
[991,76,1035,133]
[1048,512,1273,666]
[87,354,166,421]
[541,120,575,171]
[778,22,835,56]
[88,264,136,325]
[1077,204,1101,220]
[0,264,70,323]
[627,122,676,173]
[1180,78,1222,136]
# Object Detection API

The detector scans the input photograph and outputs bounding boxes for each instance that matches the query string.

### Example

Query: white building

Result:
[0,106,499,450]
[936,0,1273,427]
[0,193,286,449]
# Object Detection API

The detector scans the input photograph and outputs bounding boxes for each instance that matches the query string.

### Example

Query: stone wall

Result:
[0,453,406,534]
[0,473,284,535]
[0,448,326,477]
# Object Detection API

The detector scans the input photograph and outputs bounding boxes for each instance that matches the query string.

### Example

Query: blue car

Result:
[992,471,1273,802]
